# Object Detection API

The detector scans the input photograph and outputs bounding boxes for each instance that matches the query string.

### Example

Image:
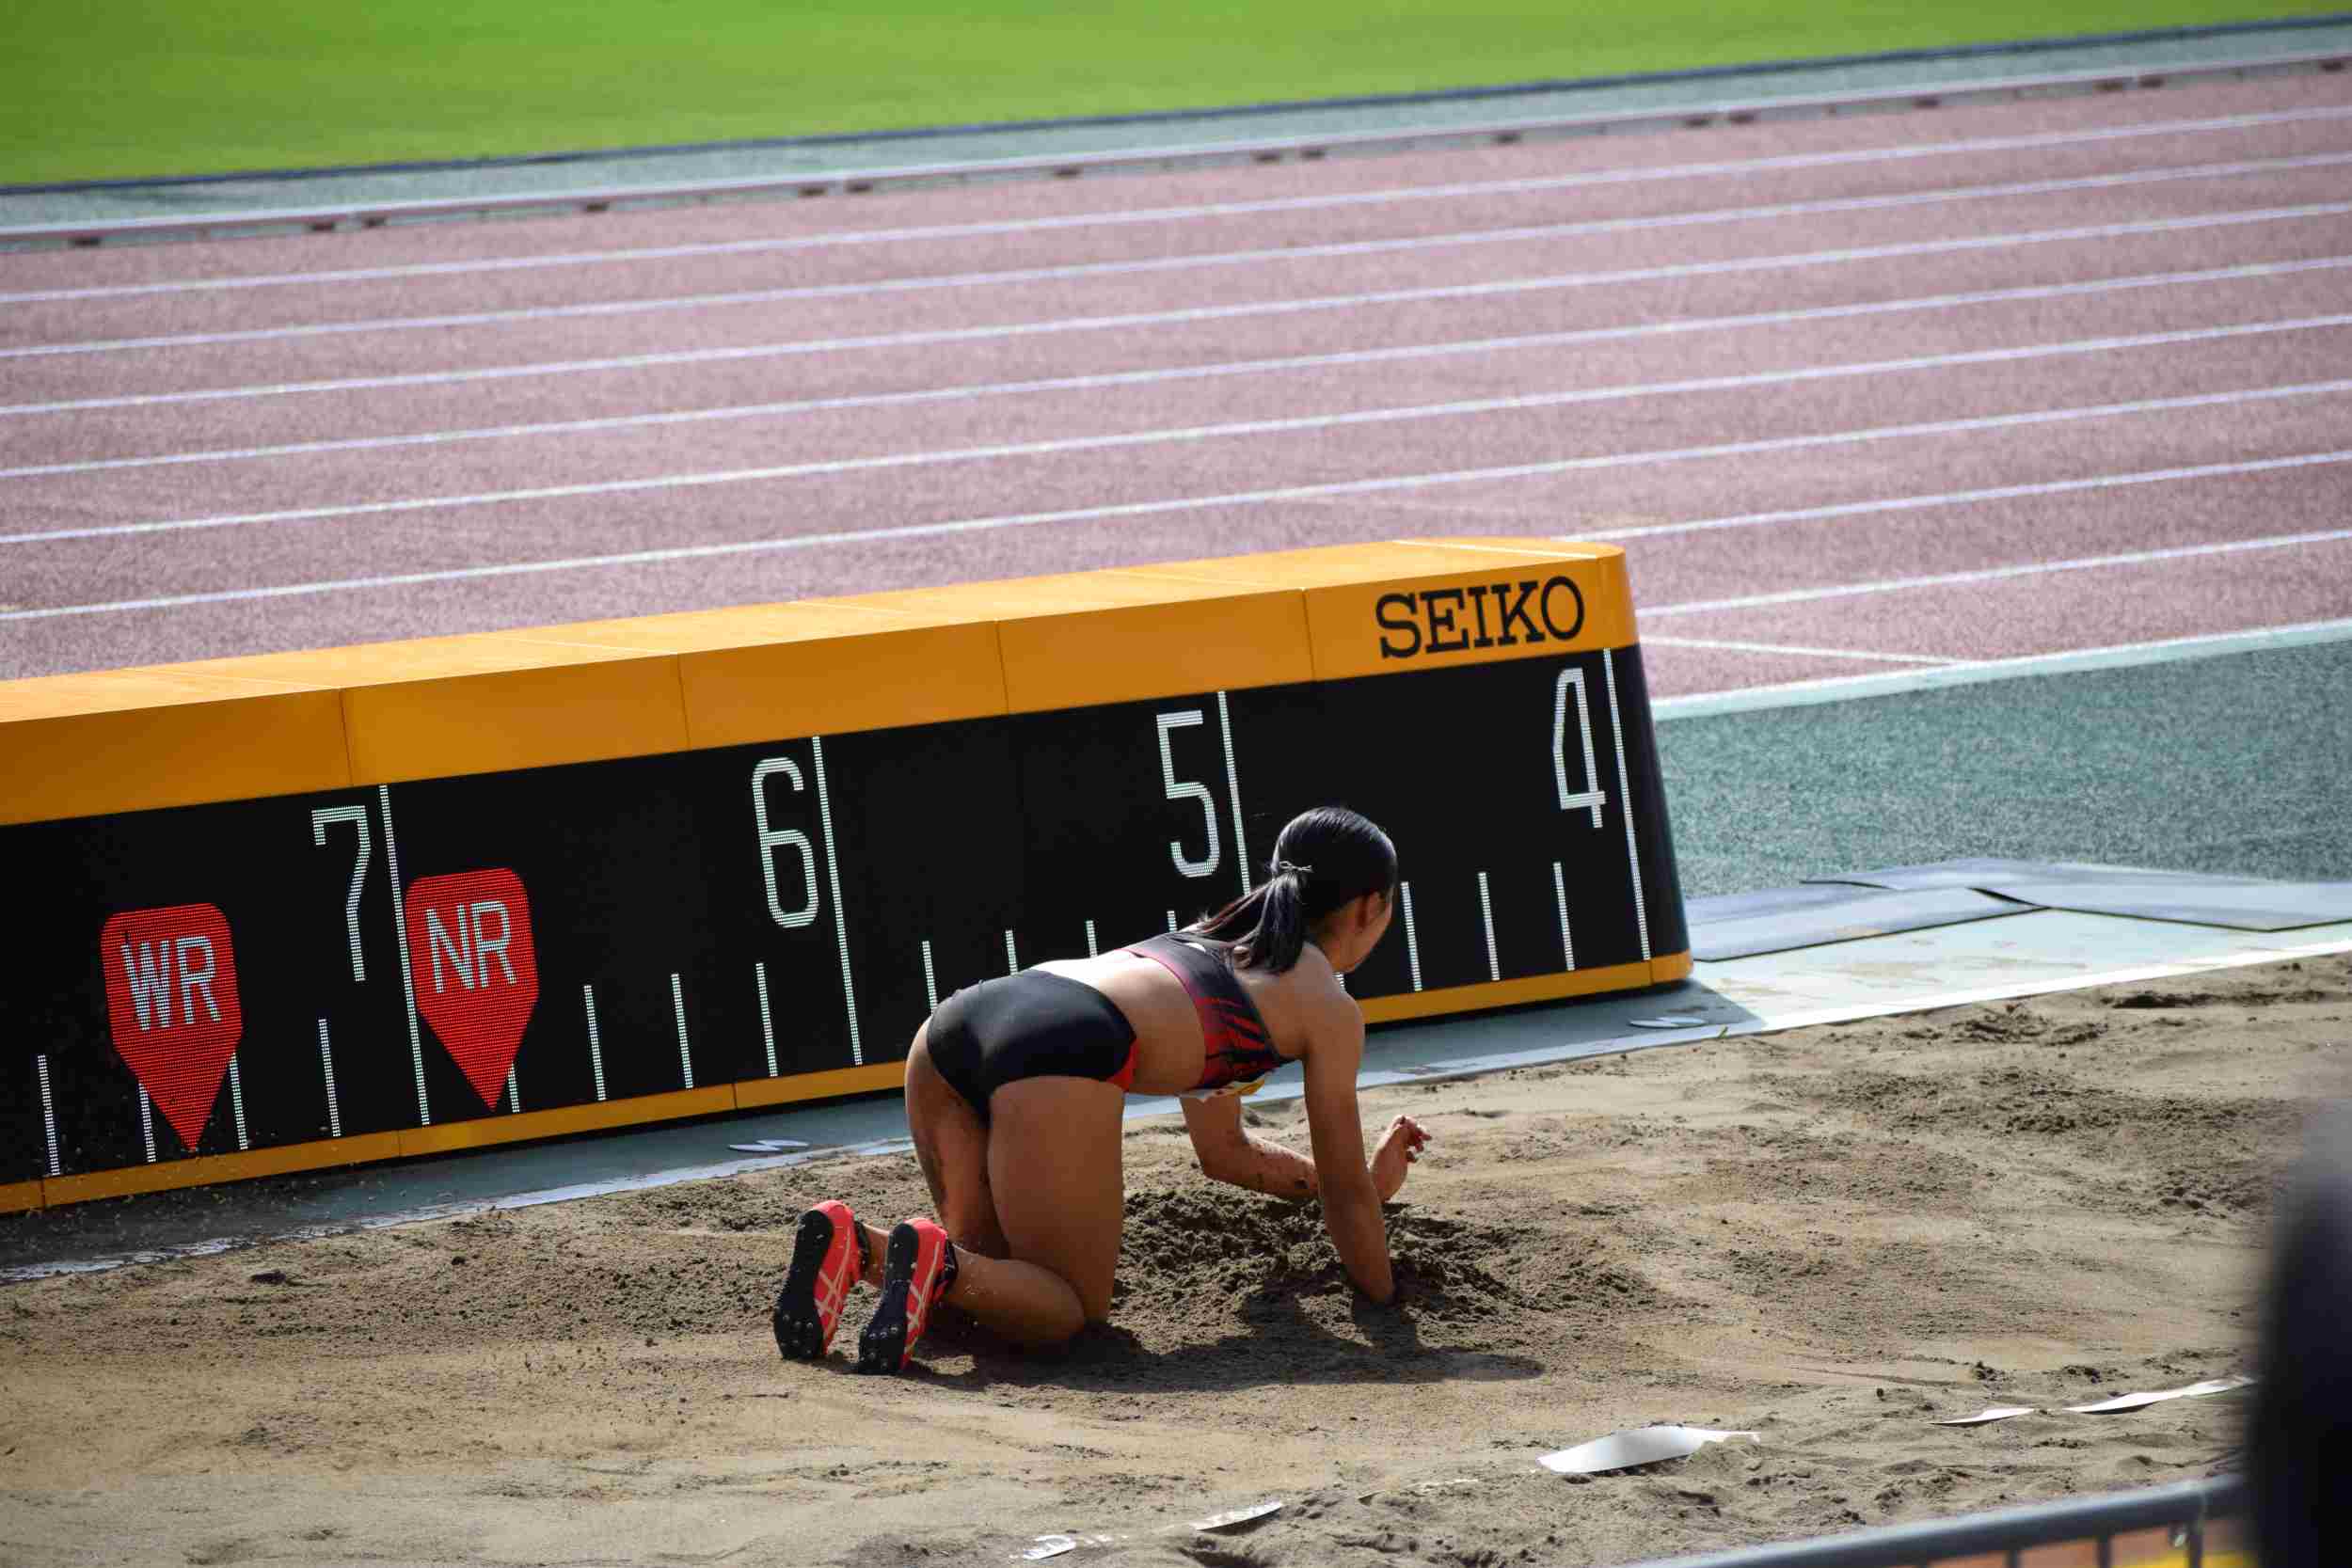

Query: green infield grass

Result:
[3,0,2341,184]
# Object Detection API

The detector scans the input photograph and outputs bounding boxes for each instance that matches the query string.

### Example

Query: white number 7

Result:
[1554,669,1606,827]
[1156,710,1221,879]
[310,804,372,983]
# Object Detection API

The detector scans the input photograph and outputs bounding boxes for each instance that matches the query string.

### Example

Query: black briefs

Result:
[925,970,1137,1125]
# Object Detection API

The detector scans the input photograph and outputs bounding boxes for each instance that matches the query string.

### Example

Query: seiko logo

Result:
[1375,577,1585,660]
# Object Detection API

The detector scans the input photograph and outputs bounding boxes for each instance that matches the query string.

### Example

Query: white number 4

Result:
[1554,669,1606,827]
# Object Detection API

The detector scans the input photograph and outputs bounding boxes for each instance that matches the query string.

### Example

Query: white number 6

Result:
[751,757,821,929]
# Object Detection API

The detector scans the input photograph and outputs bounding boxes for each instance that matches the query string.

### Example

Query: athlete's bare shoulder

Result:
[1283,942,1363,1035]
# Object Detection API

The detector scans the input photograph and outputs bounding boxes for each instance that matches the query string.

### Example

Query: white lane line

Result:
[16,264,2351,480]
[14,334,2348,548]
[11,205,2341,417]
[317,1020,342,1139]
[6,412,2346,626]
[1602,650,1650,962]
[1399,882,1423,991]
[1642,528,2352,621]
[809,734,863,1068]
[35,1056,59,1176]
[1552,863,1575,971]
[1583,450,2352,545]
[1643,635,1958,664]
[379,783,429,1129]
[671,973,694,1090]
[754,962,778,1078]
[11,152,2347,360]
[1476,871,1500,983]
[583,985,607,1102]
[1651,618,2352,721]
[13,105,2347,305]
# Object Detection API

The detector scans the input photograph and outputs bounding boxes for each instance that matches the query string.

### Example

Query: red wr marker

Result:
[100,903,244,1152]
[403,868,540,1110]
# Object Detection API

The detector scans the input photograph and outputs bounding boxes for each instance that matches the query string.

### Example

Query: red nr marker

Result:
[404,868,540,1110]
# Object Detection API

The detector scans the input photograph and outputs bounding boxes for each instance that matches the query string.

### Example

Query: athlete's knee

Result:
[1041,1287,1093,1345]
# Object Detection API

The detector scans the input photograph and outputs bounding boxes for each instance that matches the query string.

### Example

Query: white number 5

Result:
[1156,710,1221,879]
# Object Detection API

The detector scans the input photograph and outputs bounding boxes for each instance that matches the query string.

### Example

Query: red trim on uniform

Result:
[1129,941,1284,1092]
[1108,1046,1140,1092]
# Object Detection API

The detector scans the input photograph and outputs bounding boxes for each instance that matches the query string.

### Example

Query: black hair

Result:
[1189,806,1398,973]
[2250,1112,2352,1567]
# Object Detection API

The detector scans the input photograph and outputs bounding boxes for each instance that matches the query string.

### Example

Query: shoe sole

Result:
[855,1222,924,1374]
[771,1207,843,1361]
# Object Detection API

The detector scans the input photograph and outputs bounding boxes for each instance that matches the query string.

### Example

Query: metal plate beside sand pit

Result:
[1805,857,2276,893]
[1975,879,2352,932]
[1808,859,2352,931]
[1687,884,2026,960]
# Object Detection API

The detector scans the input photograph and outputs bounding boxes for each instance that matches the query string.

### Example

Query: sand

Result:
[2,956,2344,1568]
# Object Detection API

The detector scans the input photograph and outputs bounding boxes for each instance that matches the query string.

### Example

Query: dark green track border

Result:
[7,12,2344,198]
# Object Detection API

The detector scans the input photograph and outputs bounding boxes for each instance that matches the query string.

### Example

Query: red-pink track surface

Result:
[4,73,2349,695]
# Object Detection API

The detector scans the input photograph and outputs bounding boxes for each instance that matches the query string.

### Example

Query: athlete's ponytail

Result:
[1189,806,1398,973]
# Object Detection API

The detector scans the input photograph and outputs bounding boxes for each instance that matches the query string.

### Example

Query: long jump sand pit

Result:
[4,957,2345,1567]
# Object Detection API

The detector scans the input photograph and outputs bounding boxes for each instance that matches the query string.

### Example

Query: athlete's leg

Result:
[898,1023,1009,1276]
[974,1075,1127,1336]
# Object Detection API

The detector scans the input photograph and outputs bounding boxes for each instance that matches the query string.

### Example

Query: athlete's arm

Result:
[1183,1079,1426,1203]
[1298,999,1396,1304]
[1182,1093,1318,1199]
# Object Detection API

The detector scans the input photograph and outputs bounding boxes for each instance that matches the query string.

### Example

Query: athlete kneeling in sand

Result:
[772,805,1431,1372]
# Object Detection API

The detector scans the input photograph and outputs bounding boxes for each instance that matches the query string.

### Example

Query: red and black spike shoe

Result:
[771,1200,866,1360]
[856,1218,958,1373]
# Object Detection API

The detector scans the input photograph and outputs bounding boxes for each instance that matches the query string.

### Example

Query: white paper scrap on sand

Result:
[1539,1425,1759,1475]
[1932,1406,2038,1426]
[1019,1532,1125,1559]
[725,1138,811,1153]
[2064,1375,2254,1414]
[1191,1500,1282,1531]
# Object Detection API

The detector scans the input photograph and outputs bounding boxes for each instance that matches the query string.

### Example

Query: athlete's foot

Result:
[858,1222,890,1287]
[772,1200,866,1360]
[856,1218,958,1374]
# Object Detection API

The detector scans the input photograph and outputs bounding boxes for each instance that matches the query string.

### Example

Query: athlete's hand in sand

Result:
[1371,1115,1429,1201]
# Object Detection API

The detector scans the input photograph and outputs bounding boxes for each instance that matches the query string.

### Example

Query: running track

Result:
[3,71,2349,694]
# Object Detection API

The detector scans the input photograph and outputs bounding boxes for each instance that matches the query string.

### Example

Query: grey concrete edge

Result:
[1649,618,2352,723]
[18,13,2347,197]
[6,40,2346,247]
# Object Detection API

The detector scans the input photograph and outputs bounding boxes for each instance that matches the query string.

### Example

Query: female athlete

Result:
[771,805,1431,1372]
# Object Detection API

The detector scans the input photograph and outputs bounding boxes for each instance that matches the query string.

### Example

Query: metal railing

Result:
[1618,1475,2248,1568]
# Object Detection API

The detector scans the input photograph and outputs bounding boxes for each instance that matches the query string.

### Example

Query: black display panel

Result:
[1313,646,1683,997]
[2,649,1681,1186]
[1010,684,1333,958]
